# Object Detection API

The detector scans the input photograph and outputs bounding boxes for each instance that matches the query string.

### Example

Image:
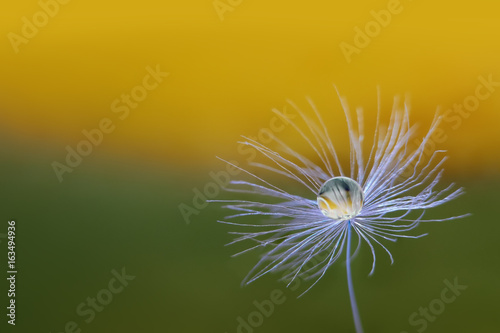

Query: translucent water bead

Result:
[317,177,364,220]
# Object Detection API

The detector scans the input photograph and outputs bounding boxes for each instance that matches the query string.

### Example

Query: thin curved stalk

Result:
[347,221,364,333]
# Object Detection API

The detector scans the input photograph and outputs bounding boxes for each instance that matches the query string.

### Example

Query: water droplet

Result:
[317,177,364,220]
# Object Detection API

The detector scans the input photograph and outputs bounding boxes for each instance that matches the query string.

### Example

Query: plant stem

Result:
[346,221,364,333]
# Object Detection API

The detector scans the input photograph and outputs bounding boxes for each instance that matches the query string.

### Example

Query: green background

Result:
[1,135,498,333]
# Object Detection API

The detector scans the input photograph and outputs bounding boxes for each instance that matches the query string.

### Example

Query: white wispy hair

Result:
[213,90,468,296]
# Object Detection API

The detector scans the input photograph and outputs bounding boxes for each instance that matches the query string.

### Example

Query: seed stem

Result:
[346,221,364,333]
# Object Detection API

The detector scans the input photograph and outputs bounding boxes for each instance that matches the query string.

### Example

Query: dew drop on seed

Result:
[317,177,364,220]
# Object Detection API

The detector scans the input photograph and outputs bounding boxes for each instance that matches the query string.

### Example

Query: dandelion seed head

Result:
[212,90,469,293]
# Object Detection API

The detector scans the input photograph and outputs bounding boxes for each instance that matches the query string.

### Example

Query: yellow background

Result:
[2,0,500,175]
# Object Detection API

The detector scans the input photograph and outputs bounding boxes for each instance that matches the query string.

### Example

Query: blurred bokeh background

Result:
[1,1,499,332]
